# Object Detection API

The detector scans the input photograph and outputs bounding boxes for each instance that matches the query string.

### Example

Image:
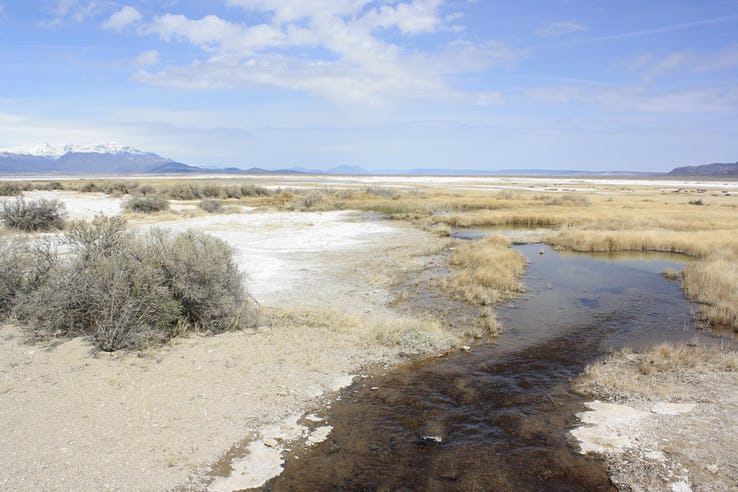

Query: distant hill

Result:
[668,162,738,176]
[0,143,302,176]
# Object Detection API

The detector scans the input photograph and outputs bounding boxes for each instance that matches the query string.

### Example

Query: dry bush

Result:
[124,194,170,214]
[199,199,223,214]
[295,190,334,210]
[240,184,271,197]
[221,186,240,199]
[445,235,527,306]
[166,183,203,200]
[0,197,66,231]
[0,181,23,196]
[201,184,224,198]
[15,216,256,350]
[0,237,57,316]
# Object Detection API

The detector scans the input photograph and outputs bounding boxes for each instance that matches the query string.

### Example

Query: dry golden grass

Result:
[261,305,457,356]
[682,251,738,330]
[575,343,738,400]
[445,235,527,306]
[22,177,738,331]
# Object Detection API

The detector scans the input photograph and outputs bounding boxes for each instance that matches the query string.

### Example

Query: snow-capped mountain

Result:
[0,143,186,175]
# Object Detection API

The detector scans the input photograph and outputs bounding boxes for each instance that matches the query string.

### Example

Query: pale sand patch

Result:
[22,190,123,220]
[572,347,738,491]
[0,207,452,491]
[570,401,649,454]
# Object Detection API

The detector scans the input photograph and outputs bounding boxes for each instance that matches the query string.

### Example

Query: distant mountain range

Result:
[1,142,735,177]
[668,162,738,176]
[0,143,300,176]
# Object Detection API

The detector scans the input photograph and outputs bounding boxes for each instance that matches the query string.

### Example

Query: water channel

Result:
[258,242,722,491]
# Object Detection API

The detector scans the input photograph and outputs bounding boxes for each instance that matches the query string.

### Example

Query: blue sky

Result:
[0,1,737,171]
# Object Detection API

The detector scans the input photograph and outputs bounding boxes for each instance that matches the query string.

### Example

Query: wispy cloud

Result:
[524,85,738,113]
[41,0,109,27]
[627,44,738,80]
[589,14,738,42]
[535,21,587,37]
[101,6,142,31]
[128,0,520,103]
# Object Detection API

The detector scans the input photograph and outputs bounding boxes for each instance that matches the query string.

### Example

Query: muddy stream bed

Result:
[250,243,720,491]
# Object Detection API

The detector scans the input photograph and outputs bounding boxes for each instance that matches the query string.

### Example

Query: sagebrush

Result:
[10,215,256,350]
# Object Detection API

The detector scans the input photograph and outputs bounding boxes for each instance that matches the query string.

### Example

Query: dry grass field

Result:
[1,174,737,491]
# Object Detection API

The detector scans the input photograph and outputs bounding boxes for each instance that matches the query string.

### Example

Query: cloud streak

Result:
[126,0,519,102]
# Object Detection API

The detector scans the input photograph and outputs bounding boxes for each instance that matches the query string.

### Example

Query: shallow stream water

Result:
[258,243,718,491]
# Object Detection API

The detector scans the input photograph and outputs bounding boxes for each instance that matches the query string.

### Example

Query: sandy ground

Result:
[0,197,451,491]
[570,348,738,492]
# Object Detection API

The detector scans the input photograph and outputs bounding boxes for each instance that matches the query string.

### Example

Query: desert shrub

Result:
[0,238,57,316]
[101,181,139,195]
[80,182,99,193]
[201,184,224,198]
[223,186,242,199]
[16,216,254,350]
[199,199,223,213]
[689,199,704,206]
[297,190,333,210]
[167,183,203,200]
[0,197,66,231]
[241,184,271,197]
[155,230,249,331]
[0,181,23,196]
[124,194,169,213]
[365,186,400,199]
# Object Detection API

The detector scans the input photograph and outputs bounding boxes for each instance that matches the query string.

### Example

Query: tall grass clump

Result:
[124,194,170,214]
[444,235,527,333]
[446,235,527,306]
[14,215,255,351]
[682,251,738,331]
[0,197,66,231]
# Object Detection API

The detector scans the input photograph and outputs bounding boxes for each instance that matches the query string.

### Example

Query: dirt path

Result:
[0,208,454,491]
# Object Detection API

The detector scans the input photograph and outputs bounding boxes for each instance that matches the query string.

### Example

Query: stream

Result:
[257,243,719,491]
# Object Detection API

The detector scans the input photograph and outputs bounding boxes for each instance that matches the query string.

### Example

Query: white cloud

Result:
[42,0,105,26]
[129,1,517,102]
[101,5,142,31]
[134,50,160,67]
[535,21,587,37]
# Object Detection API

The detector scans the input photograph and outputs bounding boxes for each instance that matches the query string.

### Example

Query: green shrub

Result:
[0,197,66,231]
[124,194,169,213]
[15,216,255,350]
[199,199,223,213]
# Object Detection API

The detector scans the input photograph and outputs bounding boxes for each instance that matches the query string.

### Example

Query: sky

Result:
[0,1,737,172]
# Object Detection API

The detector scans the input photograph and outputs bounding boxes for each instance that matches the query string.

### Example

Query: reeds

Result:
[445,235,527,306]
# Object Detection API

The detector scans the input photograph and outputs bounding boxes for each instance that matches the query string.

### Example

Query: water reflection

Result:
[261,242,715,491]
